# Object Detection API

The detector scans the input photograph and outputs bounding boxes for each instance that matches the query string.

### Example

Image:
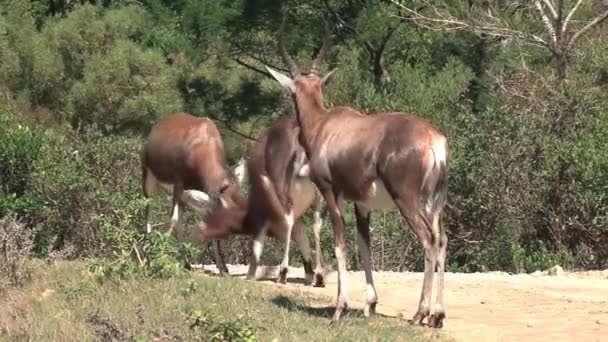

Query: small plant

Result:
[188,310,257,342]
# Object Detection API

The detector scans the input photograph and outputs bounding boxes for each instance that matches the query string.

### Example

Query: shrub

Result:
[0,217,35,293]
[28,127,144,256]
[0,114,46,218]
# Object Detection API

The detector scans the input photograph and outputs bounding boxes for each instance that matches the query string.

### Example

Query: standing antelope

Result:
[198,116,326,287]
[141,112,242,276]
[264,22,449,328]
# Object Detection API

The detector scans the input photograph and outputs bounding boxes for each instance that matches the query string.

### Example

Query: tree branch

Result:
[390,1,550,48]
[535,0,558,44]
[542,0,559,19]
[567,8,608,50]
[562,0,583,34]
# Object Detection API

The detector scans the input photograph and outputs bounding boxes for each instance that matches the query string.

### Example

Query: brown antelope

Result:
[264,23,449,328]
[197,116,326,287]
[141,112,242,275]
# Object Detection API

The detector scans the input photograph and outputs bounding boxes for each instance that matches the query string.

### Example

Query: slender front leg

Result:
[144,199,153,233]
[213,241,229,276]
[277,210,295,284]
[312,198,325,287]
[354,204,378,317]
[167,183,184,240]
[246,227,267,281]
[321,189,348,321]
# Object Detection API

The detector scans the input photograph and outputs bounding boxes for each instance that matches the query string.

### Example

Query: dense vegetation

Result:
[1,0,607,289]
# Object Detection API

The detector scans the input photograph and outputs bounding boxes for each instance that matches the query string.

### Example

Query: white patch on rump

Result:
[357,180,396,211]
[431,136,447,167]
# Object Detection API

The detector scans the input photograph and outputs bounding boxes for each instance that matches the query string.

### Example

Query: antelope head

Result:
[265,18,337,98]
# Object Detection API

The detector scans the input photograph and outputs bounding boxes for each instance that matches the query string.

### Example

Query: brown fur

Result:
[198,116,324,285]
[267,29,449,326]
[142,112,240,275]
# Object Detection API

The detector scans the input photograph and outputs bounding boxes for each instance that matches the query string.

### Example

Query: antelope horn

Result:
[310,20,332,75]
[279,16,300,77]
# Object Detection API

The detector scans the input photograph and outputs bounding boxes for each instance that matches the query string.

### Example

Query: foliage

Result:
[89,229,200,280]
[189,310,257,342]
[0,114,45,218]
[0,0,607,273]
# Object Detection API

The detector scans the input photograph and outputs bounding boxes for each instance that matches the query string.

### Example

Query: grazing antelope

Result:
[198,116,326,287]
[141,112,242,276]
[264,23,449,328]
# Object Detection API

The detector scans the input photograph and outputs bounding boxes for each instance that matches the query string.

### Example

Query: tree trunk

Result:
[556,52,568,82]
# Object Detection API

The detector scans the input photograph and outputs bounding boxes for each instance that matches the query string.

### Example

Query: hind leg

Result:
[292,221,315,285]
[397,200,437,325]
[354,204,378,317]
[429,220,447,328]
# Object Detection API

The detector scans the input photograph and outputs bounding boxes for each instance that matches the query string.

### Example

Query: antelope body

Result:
[200,116,326,286]
[141,112,240,275]
[265,22,449,328]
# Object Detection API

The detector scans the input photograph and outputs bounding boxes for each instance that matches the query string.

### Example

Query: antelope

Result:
[264,22,449,328]
[141,112,243,276]
[197,116,326,287]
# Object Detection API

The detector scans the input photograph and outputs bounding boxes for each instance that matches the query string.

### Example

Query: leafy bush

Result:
[0,114,45,218]
[28,127,144,256]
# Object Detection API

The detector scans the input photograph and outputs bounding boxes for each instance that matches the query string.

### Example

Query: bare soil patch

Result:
[197,264,608,342]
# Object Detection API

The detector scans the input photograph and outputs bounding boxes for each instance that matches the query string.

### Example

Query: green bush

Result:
[0,114,46,218]
[28,127,144,256]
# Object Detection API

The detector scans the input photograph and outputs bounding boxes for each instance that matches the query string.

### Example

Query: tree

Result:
[392,0,608,81]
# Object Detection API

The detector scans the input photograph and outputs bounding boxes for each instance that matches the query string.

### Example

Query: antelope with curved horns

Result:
[264,21,449,328]
[197,116,326,287]
[141,112,242,275]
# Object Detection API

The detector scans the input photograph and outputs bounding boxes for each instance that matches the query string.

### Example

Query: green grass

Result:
[0,261,449,341]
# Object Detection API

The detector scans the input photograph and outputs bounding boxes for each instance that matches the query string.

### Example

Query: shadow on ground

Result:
[270,295,394,320]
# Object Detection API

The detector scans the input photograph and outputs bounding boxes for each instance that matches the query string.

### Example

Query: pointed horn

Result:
[279,16,300,77]
[310,20,332,74]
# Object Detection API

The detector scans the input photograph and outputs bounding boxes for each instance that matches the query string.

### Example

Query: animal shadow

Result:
[270,295,392,320]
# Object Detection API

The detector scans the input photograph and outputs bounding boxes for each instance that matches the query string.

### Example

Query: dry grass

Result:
[0,261,450,341]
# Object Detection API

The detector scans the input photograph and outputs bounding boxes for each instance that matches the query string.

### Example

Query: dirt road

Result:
[197,264,608,342]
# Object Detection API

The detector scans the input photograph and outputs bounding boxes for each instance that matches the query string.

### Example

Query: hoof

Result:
[411,310,429,326]
[276,267,288,284]
[428,313,445,329]
[304,272,314,286]
[363,302,377,318]
[313,273,325,288]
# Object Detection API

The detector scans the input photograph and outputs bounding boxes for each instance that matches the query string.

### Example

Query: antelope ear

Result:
[265,66,295,93]
[322,68,338,86]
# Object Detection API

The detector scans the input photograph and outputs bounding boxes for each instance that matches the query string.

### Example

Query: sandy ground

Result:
[194,264,608,342]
